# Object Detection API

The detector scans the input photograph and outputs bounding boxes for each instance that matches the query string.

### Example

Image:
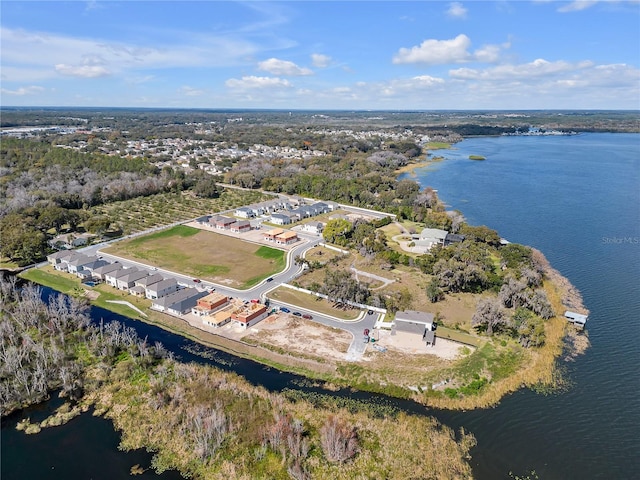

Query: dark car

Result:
[293,312,302,317]
[266,277,274,282]
[193,278,201,283]
[280,307,290,313]
[367,310,374,315]
[302,314,313,320]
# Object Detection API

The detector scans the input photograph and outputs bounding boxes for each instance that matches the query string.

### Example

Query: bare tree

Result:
[320,415,359,463]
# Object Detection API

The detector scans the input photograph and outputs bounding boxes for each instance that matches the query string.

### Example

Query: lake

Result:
[3,133,639,479]
[405,133,640,479]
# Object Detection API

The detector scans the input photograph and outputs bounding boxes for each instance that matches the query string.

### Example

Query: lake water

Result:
[405,133,640,479]
[2,133,639,479]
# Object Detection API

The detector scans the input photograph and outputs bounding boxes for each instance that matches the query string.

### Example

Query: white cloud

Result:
[178,86,204,97]
[258,58,313,76]
[449,58,594,80]
[1,85,45,96]
[225,76,291,89]
[0,26,262,82]
[394,34,471,64]
[55,64,111,78]
[558,1,600,12]
[393,34,508,65]
[311,53,331,68]
[446,2,468,18]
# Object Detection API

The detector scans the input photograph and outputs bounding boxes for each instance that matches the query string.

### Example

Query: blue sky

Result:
[2,1,639,109]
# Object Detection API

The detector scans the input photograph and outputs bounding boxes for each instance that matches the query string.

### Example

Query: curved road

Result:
[80,222,378,360]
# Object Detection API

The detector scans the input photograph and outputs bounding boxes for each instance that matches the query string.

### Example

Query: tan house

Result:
[275,231,299,245]
[263,228,285,242]
[191,292,229,316]
[231,302,268,328]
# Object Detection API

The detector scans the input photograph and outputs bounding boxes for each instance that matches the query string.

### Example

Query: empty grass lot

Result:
[103,225,285,289]
[269,286,361,320]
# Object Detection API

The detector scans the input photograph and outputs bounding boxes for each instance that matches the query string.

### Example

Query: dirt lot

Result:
[374,329,468,360]
[243,315,353,362]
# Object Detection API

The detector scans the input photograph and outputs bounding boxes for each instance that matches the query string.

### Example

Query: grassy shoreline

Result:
[20,250,588,411]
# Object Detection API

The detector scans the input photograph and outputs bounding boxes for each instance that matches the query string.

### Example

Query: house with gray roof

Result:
[394,310,436,347]
[116,269,148,290]
[104,267,133,287]
[270,213,292,225]
[92,263,122,280]
[151,288,207,314]
[145,278,178,299]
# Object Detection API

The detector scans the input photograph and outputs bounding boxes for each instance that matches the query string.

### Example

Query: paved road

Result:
[78,219,379,361]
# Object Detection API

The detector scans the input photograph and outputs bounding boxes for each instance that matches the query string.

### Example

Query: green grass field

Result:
[103,226,285,289]
[268,286,361,320]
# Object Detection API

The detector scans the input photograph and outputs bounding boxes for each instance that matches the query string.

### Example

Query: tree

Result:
[472,298,511,336]
[426,277,443,303]
[322,219,353,246]
[513,308,546,347]
[320,415,358,463]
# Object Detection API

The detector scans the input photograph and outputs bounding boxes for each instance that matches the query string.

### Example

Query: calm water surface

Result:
[407,133,640,479]
[2,133,638,479]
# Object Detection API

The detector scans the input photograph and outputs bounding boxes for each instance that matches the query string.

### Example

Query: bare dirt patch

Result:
[243,315,352,363]
[373,329,469,360]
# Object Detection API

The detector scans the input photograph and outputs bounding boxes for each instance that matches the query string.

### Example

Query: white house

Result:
[301,221,324,235]
[270,213,292,225]
[415,228,448,252]
[145,278,178,300]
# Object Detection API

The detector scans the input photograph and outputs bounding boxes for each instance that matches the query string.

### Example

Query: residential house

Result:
[151,288,207,315]
[444,233,465,246]
[301,222,324,235]
[47,250,74,268]
[203,306,233,328]
[415,228,448,252]
[310,202,329,215]
[92,263,122,280]
[130,273,164,296]
[116,269,148,291]
[394,310,436,347]
[231,302,268,328]
[195,215,211,226]
[49,233,95,250]
[66,254,94,275]
[104,268,130,288]
[274,231,299,245]
[215,216,236,230]
[191,292,229,316]
[263,228,285,242]
[234,207,255,218]
[145,278,178,299]
[230,220,251,233]
[270,213,292,225]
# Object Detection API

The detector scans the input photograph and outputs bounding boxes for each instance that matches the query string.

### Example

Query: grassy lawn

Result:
[268,286,361,320]
[103,226,285,289]
[435,326,484,348]
[19,267,86,296]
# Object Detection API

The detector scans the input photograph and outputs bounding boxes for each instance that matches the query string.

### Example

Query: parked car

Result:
[280,307,290,313]
[293,312,302,317]
[302,314,313,320]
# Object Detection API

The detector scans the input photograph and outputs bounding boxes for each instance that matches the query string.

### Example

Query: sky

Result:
[1,0,639,110]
